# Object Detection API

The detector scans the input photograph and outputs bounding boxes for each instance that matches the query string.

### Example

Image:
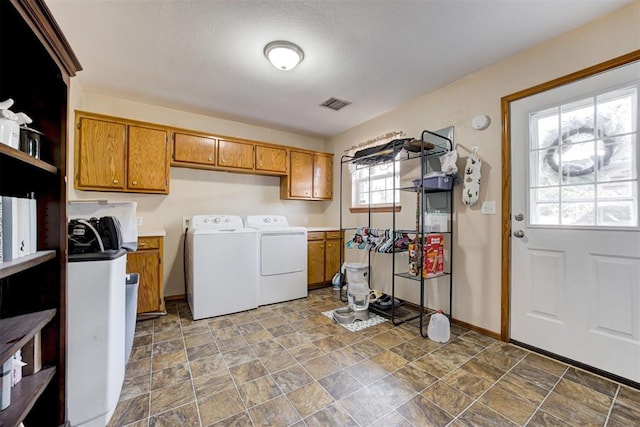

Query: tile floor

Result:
[108,288,640,426]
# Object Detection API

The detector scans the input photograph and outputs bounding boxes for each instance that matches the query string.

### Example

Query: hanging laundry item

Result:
[462,146,482,207]
[438,148,458,175]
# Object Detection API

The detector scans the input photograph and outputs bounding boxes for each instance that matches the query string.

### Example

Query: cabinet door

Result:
[218,139,254,169]
[128,125,170,193]
[290,150,314,198]
[127,248,162,313]
[307,240,326,285]
[76,117,126,190]
[256,145,287,174]
[173,132,216,166]
[313,154,333,199]
[324,235,342,281]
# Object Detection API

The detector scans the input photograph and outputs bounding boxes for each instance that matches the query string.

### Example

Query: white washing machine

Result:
[245,215,307,305]
[185,215,258,320]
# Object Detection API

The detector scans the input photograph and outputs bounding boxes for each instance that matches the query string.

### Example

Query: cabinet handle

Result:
[327,244,332,248]
[320,245,324,249]
[132,181,138,185]
[222,158,227,163]
[208,156,212,161]
[139,242,147,247]
[113,179,119,184]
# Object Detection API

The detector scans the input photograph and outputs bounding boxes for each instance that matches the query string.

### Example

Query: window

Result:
[352,161,400,207]
[528,84,638,227]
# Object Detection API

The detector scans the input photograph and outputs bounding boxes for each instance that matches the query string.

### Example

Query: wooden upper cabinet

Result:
[173,132,216,166]
[313,154,333,199]
[76,117,126,190]
[256,145,287,174]
[290,150,314,198]
[75,112,170,194]
[127,125,170,193]
[283,150,333,200]
[218,139,254,170]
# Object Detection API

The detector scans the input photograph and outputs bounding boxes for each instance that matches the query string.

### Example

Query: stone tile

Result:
[260,315,287,328]
[563,367,618,398]
[148,402,200,427]
[510,360,560,390]
[182,322,210,337]
[411,353,458,378]
[554,377,612,414]
[328,345,366,369]
[540,390,607,426]
[371,350,409,373]
[460,357,506,383]
[610,396,640,425]
[303,403,359,426]
[456,402,519,426]
[527,410,572,426]
[421,380,474,417]
[354,338,386,358]
[345,359,389,386]
[476,348,520,372]
[302,354,342,380]
[210,325,240,340]
[490,341,530,360]
[522,352,568,377]
[271,364,314,393]
[242,328,274,345]
[260,351,298,373]
[373,331,406,348]
[192,370,235,399]
[251,338,285,358]
[129,344,152,362]
[153,327,182,344]
[617,385,640,411]
[339,386,392,425]
[248,394,301,426]
[480,384,537,425]
[120,373,151,402]
[222,345,258,366]
[152,338,184,356]
[267,323,296,337]
[183,331,213,349]
[369,410,413,427]
[312,335,346,352]
[206,317,234,330]
[229,311,256,325]
[151,363,190,390]
[198,388,245,426]
[236,375,282,407]
[458,331,497,347]
[189,353,226,378]
[495,372,549,407]
[209,411,253,427]
[152,348,187,371]
[390,341,430,362]
[368,374,416,408]
[276,331,311,348]
[236,320,264,335]
[289,343,325,363]
[287,381,335,418]
[216,335,248,351]
[126,357,152,378]
[397,393,454,426]
[443,368,492,398]
[186,342,219,361]
[228,359,268,384]
[318,369,363,400]
[108,393,150,427]
[393,364,438,392]
[150,379,194,415]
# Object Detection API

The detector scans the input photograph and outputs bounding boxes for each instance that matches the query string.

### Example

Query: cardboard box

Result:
[423,234,444,277]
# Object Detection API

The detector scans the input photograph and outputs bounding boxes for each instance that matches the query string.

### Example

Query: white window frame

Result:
[351,160,400,209]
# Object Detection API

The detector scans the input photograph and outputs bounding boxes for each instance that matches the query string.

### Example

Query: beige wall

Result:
[326,1,640,334]
[67,88,329,297]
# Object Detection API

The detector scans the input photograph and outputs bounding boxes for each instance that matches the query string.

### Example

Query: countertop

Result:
[305,226,341,232]
[138,229,166,237]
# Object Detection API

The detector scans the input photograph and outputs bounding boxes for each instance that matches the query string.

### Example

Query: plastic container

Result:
[427,310,450,343]
[341,262,368,284]
[125,273,139,363]
[347,281,370,311]
[412,172,454,191]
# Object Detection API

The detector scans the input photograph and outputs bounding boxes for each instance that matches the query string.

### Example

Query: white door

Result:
[510,60,640,382]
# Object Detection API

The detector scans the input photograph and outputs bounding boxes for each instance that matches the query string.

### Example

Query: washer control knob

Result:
[264,217,271,223]
[204,218,210,223]
[225,218,230,223]
[214,217,221,223]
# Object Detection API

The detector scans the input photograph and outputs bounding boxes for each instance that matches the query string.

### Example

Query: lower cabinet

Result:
[307,230,342,289]
[126,235,165,314]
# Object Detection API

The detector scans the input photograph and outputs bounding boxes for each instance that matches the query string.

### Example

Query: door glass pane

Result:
[529,83,638,228]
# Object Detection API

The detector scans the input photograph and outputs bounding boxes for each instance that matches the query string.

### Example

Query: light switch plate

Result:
[136,216,143,226]
[481,201,496,215]
[183,216,191,230]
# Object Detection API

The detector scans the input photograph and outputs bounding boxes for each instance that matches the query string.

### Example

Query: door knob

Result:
[513,229,525,238]
[515,213,524,221]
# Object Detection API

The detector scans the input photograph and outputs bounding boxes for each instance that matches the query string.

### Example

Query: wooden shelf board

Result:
[0,144,57,174]
[0,251,57,279]
[0,309,56,364]
[0,367,56,427]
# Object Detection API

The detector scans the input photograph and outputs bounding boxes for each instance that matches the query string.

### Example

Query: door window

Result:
[528,84,639,227]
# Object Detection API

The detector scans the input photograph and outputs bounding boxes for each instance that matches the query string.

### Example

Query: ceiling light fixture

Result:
[264,40,304,71]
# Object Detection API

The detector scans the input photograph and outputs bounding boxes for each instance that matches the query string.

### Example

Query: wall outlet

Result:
[183,216,191,230]
[481,201,496,215]
[136,216,143,226]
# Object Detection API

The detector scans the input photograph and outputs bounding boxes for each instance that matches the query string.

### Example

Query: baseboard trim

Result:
[165,294,186,302]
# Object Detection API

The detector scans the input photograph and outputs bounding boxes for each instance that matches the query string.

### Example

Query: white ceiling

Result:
[47,0,632,138]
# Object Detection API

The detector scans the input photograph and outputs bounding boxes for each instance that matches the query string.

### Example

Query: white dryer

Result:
[245,215,307,305]
[185,215,258,320]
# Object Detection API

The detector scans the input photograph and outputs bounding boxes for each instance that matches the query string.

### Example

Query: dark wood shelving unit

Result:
[0,0,81,425]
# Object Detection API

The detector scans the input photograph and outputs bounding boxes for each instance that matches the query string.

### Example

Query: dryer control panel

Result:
[190,215,244,230]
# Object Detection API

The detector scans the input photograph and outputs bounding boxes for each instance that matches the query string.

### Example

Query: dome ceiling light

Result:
[264,41,304,71]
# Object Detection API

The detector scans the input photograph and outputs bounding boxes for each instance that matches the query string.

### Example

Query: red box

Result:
[423,234,444,277]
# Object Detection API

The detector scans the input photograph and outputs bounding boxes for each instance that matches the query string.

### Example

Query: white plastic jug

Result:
[341,262,368,284]
[427,310,450,343]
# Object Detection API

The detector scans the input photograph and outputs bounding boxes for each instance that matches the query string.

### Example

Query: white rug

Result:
[322,309,388,332]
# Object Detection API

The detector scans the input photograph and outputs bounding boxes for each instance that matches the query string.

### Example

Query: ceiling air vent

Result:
[320,97,351,111]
